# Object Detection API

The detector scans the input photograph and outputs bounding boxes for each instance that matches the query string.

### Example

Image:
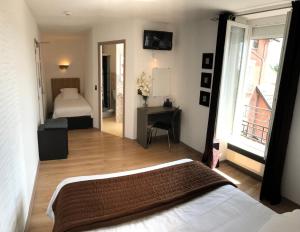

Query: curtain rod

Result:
[236,4,292,17]
[210,3,292,21]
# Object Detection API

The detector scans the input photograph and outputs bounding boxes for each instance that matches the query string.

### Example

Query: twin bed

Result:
[47,159,286,232]
[51,78,93,129]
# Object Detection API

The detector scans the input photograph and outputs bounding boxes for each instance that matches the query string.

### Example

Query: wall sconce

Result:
[59,64,69,71]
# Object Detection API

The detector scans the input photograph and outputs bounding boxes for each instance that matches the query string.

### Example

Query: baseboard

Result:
[221,160,263,181]
[24,161,40,232]
[180,142,203,157]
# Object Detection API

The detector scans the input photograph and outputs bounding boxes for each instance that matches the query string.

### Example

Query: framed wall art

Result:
[201,72,212,88]
[202,53,214,69]
[199,91,210,107]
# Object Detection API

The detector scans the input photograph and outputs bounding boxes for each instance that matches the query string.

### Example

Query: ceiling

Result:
[25,0,291,32]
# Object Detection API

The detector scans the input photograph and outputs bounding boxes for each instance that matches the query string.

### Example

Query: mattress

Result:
[53,94,93,119]
[48,159,275,232]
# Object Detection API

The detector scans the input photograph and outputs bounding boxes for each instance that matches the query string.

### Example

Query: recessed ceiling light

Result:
[63,11,72,16]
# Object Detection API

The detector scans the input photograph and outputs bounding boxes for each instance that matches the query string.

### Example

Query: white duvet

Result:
[48,159,275,232]
[258,210,300,232]
[53,94,93,119]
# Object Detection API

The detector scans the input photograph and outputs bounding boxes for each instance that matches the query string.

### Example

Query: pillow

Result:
[60,88,79,99]
[259,210,300,232]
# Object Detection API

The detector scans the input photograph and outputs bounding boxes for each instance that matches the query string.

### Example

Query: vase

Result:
[142,96,148,107]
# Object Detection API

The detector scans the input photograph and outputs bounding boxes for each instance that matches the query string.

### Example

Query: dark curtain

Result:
[202,13,232,167]
[260,1,300,204]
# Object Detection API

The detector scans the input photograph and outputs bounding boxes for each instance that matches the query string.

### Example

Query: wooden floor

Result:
[27,129,299,231]
[102,116,123,137]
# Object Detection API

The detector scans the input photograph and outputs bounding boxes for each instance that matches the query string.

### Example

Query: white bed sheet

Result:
[53,94,93,119]
[47,159,274,232]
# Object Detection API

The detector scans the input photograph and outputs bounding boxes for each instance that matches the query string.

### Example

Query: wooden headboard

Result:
[51,78,80,100]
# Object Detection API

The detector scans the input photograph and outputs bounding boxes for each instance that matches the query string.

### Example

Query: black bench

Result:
[38,118,68,161]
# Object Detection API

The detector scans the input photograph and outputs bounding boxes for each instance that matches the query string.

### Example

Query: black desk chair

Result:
[148,107,180,149]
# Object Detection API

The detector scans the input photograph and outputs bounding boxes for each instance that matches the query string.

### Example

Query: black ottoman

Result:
[38,118,68,161]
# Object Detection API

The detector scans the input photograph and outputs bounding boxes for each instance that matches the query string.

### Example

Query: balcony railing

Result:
[241,105,272,145]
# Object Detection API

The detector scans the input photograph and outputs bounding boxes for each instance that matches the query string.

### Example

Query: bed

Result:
[47,159,276,232]
[51,78,93,129]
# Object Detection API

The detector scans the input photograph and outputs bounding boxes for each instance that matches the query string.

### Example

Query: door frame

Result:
[216,20,250,139]
[34,38,45,124]
[97,40,126,138]
[226,21,251,137]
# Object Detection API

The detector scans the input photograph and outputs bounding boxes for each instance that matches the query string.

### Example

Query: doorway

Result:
[98,41,125,137]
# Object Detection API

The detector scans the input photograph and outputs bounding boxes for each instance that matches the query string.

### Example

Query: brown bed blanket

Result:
[52,161,235,232]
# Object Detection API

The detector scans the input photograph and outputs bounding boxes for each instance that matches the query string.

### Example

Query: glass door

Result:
[215,21,250,152]
[263,11,292,159]
[230,14,290,159]
[231,37,284,156]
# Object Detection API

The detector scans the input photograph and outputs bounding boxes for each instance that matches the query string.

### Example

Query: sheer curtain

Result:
[216,24,247,158]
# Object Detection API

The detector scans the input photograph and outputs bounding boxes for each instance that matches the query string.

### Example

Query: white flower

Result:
[137,72,152,97]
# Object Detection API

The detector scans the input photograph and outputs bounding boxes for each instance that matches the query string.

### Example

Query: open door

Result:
[216,10,290,163]
[215,20,250,156]
[263,11,292,160]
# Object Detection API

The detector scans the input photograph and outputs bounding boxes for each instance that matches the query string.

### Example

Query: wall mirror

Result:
[152,68,171,96]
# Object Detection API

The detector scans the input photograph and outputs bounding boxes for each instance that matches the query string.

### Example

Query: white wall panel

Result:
[0,1,39,231]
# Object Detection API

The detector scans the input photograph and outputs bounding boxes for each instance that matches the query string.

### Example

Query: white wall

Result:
[85,19,176,139]
[282,75,300,205]
[135,21,176,108]
[40,33,87,111]
[84,18,218,151]
[84,21,136,136]
[173,19,218,152]
[0,0,40,231]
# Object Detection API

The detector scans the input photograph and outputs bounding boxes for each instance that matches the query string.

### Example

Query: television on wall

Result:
[143,30,173,50]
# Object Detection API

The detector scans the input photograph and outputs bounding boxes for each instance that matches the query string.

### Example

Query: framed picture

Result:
[202,53,214,69]
[199,91,210,107]
[201,72,212,88]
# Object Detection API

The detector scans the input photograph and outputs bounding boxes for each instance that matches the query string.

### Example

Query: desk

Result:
[137,106,181,148]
